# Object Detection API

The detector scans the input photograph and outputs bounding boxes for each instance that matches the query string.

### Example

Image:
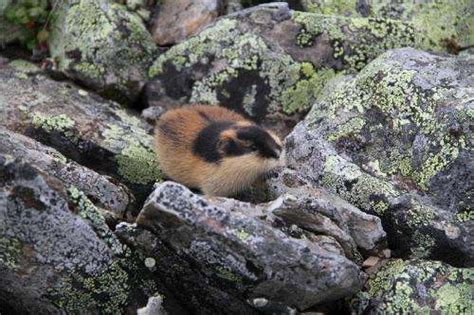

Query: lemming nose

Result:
[272,149,280,159]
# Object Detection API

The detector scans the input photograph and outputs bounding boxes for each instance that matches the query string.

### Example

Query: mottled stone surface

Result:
[272,48,473,266]
[0,127,131,217]
[301,0,473,52]
[351,259,474,314]
[151,0,223,46]
[48,0,158,103]
[0,155,162,314]
[0,61,161,210]
[132,181,365,312]
[146,3,416,135]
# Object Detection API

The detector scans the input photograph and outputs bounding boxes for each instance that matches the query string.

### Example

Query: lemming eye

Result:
[251,144,258,151]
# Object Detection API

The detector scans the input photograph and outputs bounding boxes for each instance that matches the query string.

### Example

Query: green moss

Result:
[0,237,22,270]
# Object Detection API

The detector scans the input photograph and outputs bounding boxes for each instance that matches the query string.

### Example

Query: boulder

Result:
[301,0,473,52]
[351,259,474,314]
[271,48,473,266]
[0,127,131,217]
[150,0,224,46]
[117,181,379,312]
[0,155,165,314]
[146,3,416,135]
[48,0,158,103]
[0,59,161,210]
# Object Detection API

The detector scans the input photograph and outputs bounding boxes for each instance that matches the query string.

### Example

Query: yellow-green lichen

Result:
[102,122,161,186]
[0,237,22,270]
[49,261,130,314]
[362,259,474,314]
[31,113,79,142]
[116,144,161,186]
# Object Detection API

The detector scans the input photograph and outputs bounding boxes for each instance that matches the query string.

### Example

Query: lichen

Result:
[31,113,79,142]
[48,261,130,314]
[359,259,474,314]
[0,237,22,270]
[102,123,161,186]
[49,0,157,100]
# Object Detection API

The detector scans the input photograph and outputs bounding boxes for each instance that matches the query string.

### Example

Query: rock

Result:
[151,0,224,46]
[0,61,161,211]
[0,155,164,313]
[301,0,473,52]
[48,0,158,103]
[137,295,167,315]
[0,127,131,217]
[126,181,364,312]
[146,3,416,135]
[273,48,473,266]
[351,259,474,314]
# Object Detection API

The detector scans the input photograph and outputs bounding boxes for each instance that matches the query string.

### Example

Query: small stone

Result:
[78,89,88,96]
[144,257,156,268]
[252,298,268,308]
[151,0,222,45]
[383,249,392,258]
[362,256,380,268]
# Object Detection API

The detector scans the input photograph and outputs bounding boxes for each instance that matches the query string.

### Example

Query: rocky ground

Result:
[1,0,473,314]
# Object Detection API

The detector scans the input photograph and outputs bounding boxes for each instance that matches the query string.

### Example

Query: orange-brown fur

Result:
[154,105,283,197]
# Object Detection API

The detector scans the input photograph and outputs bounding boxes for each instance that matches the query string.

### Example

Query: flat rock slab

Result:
[0,155,161,314]
[0,127,131,217]
[135,181,364,311]
[0,60,161,211]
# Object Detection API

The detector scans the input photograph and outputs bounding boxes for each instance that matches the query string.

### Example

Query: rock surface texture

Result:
[0,0,472,314]
[270,48,473,267]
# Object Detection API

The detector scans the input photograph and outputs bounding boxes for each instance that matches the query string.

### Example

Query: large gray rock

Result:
[48,0,158,103]
[301,0,473,53]
[351,259,474,314]
[271,48,473,266]
[123,181,372,312]
[0,59,161,211]
[0,127,131,217]
[0,155,164,314]
[146,3,416,135]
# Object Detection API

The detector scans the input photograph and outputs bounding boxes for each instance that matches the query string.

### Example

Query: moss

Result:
[0,237,22,270]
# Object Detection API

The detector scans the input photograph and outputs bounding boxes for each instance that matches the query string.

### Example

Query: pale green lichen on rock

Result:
[321,155,398,215]
[0,237,22,270]
[31,113,79,143]
[291,11,415,71]
[49,260,130,314]
[102,123,161,186]
[48,0,157,100]
[67,186,126,255]
[357,259,474,314]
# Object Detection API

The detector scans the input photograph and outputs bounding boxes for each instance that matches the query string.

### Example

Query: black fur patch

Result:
[193,121,234,163]
[237,126,281,159]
